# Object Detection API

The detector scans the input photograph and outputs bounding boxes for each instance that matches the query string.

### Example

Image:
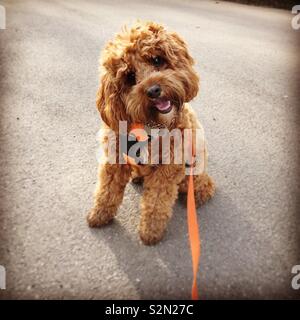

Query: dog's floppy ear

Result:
[167,32,199,102]
[169,32,195,65]
[96,72,112,126]
[96,71,126,131]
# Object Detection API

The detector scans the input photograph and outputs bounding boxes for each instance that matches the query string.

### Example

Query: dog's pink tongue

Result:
[154,99,171,111]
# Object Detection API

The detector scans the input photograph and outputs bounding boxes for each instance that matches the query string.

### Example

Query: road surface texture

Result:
[0,0,299,299]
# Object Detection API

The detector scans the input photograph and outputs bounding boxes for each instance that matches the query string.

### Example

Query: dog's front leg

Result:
[87,163,131,227]
[139,165,185,245]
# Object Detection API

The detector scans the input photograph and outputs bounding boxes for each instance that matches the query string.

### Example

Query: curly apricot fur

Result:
[87,21,215,245]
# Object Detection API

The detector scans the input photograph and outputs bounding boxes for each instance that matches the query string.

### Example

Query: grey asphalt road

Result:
[0,0,299,299]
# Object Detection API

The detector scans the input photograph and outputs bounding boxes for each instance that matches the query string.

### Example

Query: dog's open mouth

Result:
[152,97,173,114]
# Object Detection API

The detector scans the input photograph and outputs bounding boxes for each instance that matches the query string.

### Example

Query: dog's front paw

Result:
[139,230,165,245]
[87,207,116,228]
[139,219,167,245]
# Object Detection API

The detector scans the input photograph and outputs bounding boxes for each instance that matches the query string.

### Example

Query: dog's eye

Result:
[152,56,165,68]
[126,72,136,86]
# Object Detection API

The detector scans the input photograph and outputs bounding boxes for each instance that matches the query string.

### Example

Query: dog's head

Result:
[97,21,199,130]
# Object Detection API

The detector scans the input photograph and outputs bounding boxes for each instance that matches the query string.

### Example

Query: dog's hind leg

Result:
[178,173,215,207]
[87,163,131,227]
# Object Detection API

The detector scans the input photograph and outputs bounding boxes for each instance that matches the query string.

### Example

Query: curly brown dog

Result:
[87,21,215,245]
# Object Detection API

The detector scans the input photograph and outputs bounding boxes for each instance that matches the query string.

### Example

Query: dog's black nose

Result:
[147,85,161,99]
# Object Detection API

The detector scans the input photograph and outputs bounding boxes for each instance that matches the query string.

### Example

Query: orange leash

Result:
[187,165,200,300]
[125,124,201,300]
[186,130,201,300]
